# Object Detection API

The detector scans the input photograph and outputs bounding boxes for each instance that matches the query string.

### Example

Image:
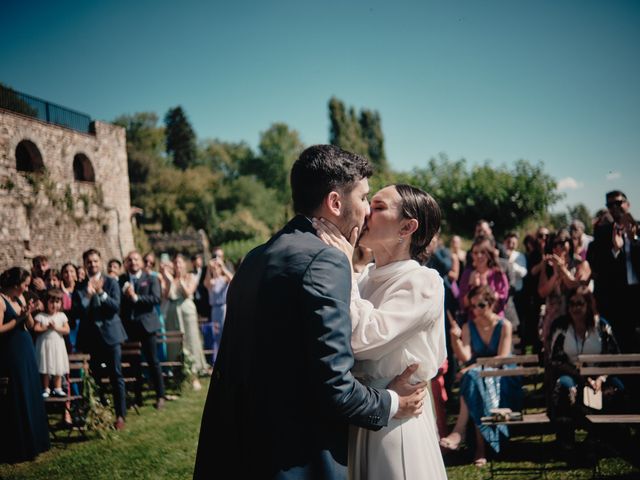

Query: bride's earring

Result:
[398,236,404,244]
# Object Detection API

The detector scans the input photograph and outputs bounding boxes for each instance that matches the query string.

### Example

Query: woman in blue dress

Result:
[440,284,522,466]
[203,257,233,364]
[0,267,50,463]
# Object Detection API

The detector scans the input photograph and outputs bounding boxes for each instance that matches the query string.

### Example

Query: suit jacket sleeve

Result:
[93,276,121,316]
[301,247,391,430]
[135,275,161,307]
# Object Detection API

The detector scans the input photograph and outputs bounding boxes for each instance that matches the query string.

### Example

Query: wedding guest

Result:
[459,236,509,322]
[570,219,592,261]
[107,258,123,279]
[538,229,591,350]
[203,256,233,364]
[450,235,467,275]
[33,288,70,398]
[441,285,522,467]
[43,268,61,290]
[548,286,623,449]
[119,251,166,409]
[73,249,128,430]
[30,255,49,296]
[161,254,208,390]
[0,267,50,462]
[143,252,167,362]
[76,265,87,283]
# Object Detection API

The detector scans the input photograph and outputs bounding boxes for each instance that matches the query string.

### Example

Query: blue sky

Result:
[2,0,638,217]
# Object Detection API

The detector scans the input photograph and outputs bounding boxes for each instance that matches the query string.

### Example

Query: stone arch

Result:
[73,153,95,182]
[15,139,44,172]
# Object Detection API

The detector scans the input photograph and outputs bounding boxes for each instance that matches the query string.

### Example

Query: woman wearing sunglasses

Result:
[548,285,623,450]
[440,285,522,467]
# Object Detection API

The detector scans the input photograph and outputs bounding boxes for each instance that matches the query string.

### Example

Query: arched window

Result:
[15,140,44,172]
[73,153,95,182]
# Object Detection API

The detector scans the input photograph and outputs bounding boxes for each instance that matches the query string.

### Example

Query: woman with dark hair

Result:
[548,285,623,449]
[0,267,50,463]
[440,285,522,467]
[458,236,510,321]
[538,229,591,349]
[313,184,447,479]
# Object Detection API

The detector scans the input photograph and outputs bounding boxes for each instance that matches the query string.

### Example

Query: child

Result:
[33,288,70,397]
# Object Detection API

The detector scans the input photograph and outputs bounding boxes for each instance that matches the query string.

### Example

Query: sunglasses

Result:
[569,300,586,308]
[607,199,625,208]
[553,240,569,247]
[537,233,549,239]
[472,301,488,309]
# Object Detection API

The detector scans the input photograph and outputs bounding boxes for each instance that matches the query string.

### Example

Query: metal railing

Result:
[0,84,93,134]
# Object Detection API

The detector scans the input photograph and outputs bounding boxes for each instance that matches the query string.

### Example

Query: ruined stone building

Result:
[0,87,134,271]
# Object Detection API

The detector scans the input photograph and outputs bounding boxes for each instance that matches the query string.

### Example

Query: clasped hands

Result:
[86,277,104,297]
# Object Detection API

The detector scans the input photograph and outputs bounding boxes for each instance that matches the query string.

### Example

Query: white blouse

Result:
[350,259,446,384]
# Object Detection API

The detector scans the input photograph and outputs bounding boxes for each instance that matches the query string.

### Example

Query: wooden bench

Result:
[151,331,185,391]
[577,354,640,477]
[44,353,90,440]
[477,355,549,479]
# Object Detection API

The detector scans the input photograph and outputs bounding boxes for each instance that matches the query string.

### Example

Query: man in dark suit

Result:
[73,248,128,429]
[194,145,427,479]
[120,250,166,409]
[587,190,640,352]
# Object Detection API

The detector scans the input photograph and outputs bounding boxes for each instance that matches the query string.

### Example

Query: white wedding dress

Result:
[348,260,448,480]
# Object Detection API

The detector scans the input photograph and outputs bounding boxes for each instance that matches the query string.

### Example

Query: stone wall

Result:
[0,109,134,271]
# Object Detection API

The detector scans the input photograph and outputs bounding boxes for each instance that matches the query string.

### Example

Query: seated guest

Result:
[549,285,624,449]
[0,267,50,462]
[459,236,510,322]
[440,285,522,467]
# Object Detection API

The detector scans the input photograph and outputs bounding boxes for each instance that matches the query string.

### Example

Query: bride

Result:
[313,183,448,480]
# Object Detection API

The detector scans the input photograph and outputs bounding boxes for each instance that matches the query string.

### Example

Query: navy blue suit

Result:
[119,272,165,400]
[193,216,391,479]
[73,274,127,417]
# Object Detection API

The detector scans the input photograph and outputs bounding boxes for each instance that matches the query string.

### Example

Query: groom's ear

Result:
[323,191,342,217]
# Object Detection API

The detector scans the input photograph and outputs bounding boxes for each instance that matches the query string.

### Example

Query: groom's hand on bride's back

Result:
[387,364,428,419]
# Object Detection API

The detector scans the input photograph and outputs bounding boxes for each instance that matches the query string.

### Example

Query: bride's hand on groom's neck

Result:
[388,364,428,419]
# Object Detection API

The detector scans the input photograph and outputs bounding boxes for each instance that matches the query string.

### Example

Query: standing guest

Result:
[161,254,208,390]
[570,219,593,261]
[587,191,640,353]
[191,254,211,321]
[450,234,467,276]
[549,286,623,449]
[504,232,528,338]
[30,255,49,296]
[76,265,87,283]
[440,285,522,467]
[33,288,70,398]
[521,227,550,352]
[43,268,61,290]
[0,267,50,463]
[143,252,167,362]
[203,256,234,364]
[73,249,128,430]
[459,236,510,321]
[538,229,591,349]
[60,262,78,350]
[107,259,123,280]
[119,251,166,409]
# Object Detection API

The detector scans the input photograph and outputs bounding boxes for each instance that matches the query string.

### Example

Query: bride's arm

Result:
[350,270,444,361]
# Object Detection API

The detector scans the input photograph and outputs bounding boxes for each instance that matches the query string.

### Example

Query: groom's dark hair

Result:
[290,145,373,216]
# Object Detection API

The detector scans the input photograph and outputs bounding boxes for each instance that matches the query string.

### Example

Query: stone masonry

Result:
[0,108,134,271]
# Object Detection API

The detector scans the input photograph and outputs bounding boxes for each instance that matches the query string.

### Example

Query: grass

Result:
[1,379,638,480]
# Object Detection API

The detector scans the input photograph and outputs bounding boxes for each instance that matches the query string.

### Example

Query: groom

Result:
[193,145,427,479]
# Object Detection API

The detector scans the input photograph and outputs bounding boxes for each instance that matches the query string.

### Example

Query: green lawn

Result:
[1,381,638,479]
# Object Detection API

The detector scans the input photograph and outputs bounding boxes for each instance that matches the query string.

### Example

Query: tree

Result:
[328,97,389,173]
[408,155,563,237]
[198,139,255,180]
[164,106,197,170]
[113,112,166,185]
